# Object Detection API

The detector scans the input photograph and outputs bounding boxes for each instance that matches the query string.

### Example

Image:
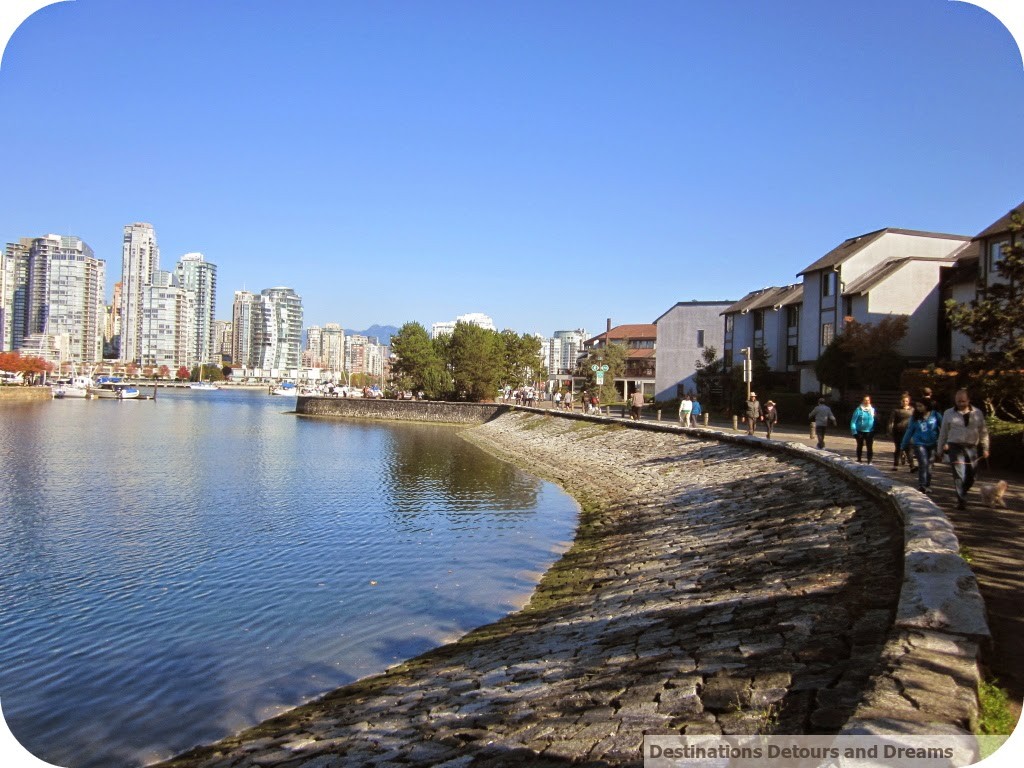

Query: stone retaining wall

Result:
[0,386,51,403]
[155,407,989,768]
[296,395,510,424]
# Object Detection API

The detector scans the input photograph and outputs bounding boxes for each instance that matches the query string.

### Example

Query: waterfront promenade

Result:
[154,409,987,768]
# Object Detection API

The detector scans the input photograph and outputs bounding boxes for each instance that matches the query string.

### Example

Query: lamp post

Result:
[741,347,752,401]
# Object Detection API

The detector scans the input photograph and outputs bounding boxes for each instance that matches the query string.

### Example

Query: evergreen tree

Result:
[390,322,448,398]
[448,321,503,401]
[946,207,1024,418]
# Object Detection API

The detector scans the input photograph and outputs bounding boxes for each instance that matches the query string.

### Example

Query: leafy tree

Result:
[499,330,544,389]
[0,351,52,382]
[946,208,1024,419]
[221,365,233,379]
[815,316,908,396]
[176,366,190,381]
[390,321,448,398]
[448,321,502,401]
[579,342,627,404]
[158,365,171,380]
[191,364,225,382]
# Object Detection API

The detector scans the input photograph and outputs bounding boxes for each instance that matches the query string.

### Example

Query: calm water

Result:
[0,389,578,768]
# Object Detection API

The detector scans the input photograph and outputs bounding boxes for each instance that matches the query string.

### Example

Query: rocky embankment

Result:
[154,410,985,768]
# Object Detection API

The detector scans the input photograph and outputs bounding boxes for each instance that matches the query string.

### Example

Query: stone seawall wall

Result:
[296,395,510,424]
[156,408,990,768]
[0,386,51,403]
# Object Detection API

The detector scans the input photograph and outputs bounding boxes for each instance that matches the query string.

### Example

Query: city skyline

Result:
[1,1,1022,338]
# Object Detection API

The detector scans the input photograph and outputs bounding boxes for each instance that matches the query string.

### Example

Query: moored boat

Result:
[89,377,140,399]
[270,382,298,396]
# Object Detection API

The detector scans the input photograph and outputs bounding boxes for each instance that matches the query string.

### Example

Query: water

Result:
[0,389,578,768]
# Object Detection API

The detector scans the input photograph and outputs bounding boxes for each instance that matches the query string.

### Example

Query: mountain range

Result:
[345,324,400,346]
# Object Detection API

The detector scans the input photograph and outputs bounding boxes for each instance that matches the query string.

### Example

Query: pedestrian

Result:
[937,389,991,510]
[630,389,645,421]
[590,392,600,414]
[887,392,916,471]
[553,390,562,409]
[691,397,703,427]
[762,399,778,439]
[564,391,573,411]
[900,398,942,494]
[744,392,761,435]
[678,393,693,426]
[850,394,877,464]
[808,397,837,449]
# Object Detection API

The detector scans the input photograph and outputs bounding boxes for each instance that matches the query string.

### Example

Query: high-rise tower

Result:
[119,222,159,363]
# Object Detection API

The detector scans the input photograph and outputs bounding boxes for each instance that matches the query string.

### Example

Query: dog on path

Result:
[978,479,1009,508]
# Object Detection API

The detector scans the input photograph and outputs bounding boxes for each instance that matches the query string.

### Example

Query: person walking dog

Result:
[937,389,990,510]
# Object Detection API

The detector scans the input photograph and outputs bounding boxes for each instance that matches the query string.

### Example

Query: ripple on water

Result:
[0,391,577,768]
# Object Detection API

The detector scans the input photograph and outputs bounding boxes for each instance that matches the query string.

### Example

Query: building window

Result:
[844,297,854,318]
[753,311,764,331]
[821,322,834,347]
[786,344,798,366]
[989,240,1009,273]
[724,315,734,333]
[696,329,705,348]
[822,271,836,297]
[724,349,733,370]
[786,304,799,328]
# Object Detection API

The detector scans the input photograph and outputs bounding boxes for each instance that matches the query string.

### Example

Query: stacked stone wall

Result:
[155,408,989,767]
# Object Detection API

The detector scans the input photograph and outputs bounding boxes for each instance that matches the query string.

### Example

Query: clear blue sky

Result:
[1,0,1022,338]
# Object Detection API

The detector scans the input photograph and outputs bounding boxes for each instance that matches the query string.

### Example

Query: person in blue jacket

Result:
[850,394,877,463]
[900,398,943,494]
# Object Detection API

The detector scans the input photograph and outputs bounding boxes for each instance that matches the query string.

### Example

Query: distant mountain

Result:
[345,324,400,346]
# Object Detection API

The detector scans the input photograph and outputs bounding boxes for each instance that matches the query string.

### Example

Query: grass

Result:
[977,678,1017,735]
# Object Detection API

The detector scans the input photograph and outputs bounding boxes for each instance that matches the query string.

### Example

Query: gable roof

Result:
[797,228,970,276]
[721,284,802,315]
[841,254,962,296]
[653,300,734,324]
[974,201,1024,240]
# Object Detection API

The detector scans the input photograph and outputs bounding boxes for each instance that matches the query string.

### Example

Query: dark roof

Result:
[974,201,1024,240]
[722,284,802,315]
[797,228,970,276]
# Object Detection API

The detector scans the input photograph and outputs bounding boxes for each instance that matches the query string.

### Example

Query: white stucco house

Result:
[796,228,971,392]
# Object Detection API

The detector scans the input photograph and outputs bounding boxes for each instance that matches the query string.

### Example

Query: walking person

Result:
[937,389,991,510]
[678,393,693,426]
[900,398,942,494]
[744,392,761,435]
[564,390,573,412]
[808,397,837,449]
[887,392,916,471]
[691,397,703,427]
[762,399,778,439]
[630,389,645,421]
[850,395,877,464]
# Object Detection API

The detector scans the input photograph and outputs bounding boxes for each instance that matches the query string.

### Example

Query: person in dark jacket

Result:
[887,393,915,470]
[762,400,778,439]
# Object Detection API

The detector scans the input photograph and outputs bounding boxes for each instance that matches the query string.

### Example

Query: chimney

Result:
[606,318,612,334]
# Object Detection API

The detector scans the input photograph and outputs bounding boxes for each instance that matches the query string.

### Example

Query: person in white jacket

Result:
[937,389,991,510]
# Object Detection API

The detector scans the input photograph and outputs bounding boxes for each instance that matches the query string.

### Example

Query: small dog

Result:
[978,479,1009,508]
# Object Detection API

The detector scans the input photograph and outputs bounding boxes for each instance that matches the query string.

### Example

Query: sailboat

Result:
[189,363,220,391]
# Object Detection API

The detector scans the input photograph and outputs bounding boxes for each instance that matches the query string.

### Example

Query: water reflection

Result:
[0,390,577,768]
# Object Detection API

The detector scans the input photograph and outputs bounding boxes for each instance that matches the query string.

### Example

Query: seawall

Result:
[0,386,51,403]
[296,395,510,424]
[154,406,989,767]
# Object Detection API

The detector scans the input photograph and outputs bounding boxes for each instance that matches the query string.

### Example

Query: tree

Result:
[158,365,171,380]
[390,321,448,398]
[815,316,908,396]
[693,346,725,407]
[0,351,52,383]
[176,366,190,381]
[499,330,544,389]
[946,208,1024,419]
[448,321,503,401]
[579,342,627,404]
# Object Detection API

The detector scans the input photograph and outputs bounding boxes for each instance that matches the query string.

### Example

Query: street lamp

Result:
[741,347,752,401]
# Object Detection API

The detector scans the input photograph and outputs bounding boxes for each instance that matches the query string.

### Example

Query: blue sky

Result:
[1,0,1023,339]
